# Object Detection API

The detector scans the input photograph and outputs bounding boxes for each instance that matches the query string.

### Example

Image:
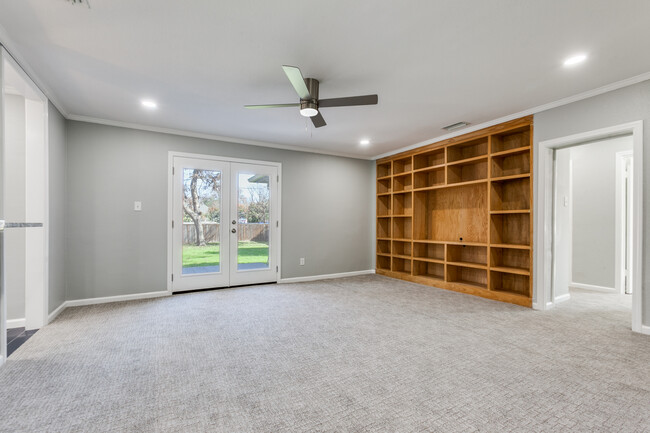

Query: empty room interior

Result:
[0,1,649,432]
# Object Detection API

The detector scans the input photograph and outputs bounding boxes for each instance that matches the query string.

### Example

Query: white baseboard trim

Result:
[570,282,617,293]
[554,293,571,303]
[6,318,25,329]
[47,301,68,324]
[66,291,171,307]
[279,269,375,284]
[640,325,650,336]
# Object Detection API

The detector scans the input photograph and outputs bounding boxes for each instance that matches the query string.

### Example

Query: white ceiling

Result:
[1,0,650,158]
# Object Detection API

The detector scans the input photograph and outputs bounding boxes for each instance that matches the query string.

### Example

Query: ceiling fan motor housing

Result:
[304,78,319,101]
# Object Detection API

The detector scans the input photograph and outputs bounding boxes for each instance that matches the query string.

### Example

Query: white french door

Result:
[171,155,279,292]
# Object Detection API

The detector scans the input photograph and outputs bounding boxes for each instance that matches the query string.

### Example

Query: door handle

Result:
[232,220,236,225]
[231,228,236,233]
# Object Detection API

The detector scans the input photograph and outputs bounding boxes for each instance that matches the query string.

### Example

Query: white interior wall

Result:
[24,97,46,329]
[4,93,26,323]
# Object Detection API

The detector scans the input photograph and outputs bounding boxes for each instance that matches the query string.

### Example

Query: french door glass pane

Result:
[182,168,222,274]
[237,172,270,270]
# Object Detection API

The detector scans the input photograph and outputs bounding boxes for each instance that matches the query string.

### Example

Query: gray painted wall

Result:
[534,79,650,325]
[65,121,374,300]
[5,94,26,321]
[48,102,66,314]
[571,136,632,288]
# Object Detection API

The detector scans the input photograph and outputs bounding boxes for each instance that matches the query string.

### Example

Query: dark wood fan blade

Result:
[245,103,300,109]
[318,94,378,108]
[311,112,326,128]
[282,65,311,100]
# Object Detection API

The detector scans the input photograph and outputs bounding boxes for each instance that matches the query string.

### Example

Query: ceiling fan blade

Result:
[318,94,378,108]
[245,103,300,109]
[282,65,311,100]
[311,112,326,128]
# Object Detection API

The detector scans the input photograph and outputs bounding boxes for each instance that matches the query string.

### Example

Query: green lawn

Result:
[182,241,269,268]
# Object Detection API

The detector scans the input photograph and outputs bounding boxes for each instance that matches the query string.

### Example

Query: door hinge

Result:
[171,273,174,282]
[277,175,279,182]
[172,166,175,175]
[172,220,175,229]
[276,220,279,228]
[276,266,278,273]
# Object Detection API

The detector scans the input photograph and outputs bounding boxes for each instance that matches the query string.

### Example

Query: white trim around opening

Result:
[534,121,644,334]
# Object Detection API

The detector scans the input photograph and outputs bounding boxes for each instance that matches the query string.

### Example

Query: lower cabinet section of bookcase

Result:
[375,268,532,308]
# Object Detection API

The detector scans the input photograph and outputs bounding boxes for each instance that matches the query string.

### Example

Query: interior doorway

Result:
[535,121,643,333]
[0,49,49,363]
[168,153,281,292]
[553,135,633,315]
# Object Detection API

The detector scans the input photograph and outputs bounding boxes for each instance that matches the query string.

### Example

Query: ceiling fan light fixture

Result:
[299,101,318,117]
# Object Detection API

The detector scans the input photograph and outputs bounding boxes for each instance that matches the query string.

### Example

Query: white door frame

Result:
[0,48,50,366]
[615,150,633,294]
[167,151,282,293]
[534,121,644,334]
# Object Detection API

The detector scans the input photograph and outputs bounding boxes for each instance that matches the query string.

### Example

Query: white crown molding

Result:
[373,71,650,160]
[0,24,69,117]
[67,114,373,160]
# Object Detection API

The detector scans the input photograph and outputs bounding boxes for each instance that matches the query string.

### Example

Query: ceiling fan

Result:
[245,65,378,128]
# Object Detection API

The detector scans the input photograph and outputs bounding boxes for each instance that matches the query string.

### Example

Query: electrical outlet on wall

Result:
[299,258,305,266]
[134,201,142,211]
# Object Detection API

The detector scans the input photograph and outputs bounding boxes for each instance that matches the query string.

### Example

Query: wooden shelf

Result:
[490,209,530,214]
[377,175,392,181]
[490,176,530,211]
[446,154,487,167]
[377,177,391,195]
[413,163,445,173]
[447,159,487,184]
[491,126,530,154]
[393,156,412,175]
[413,166,445,189]
[413,148,445,170]
[490,270,530,297]
[392,240,412,257]
[376,117,533,307]
[490,146,531,158]
[447,138,488,163]
[490,266,530,276]
[447,261,487,270]
[490,173,530,182]
[491,243,531,250]
[413,260,444,280]
[377,239,391,255]
[412,257,444,264]
[377,161,392,178]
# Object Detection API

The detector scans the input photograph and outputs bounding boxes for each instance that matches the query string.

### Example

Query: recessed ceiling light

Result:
[360,139,370,146]
[141,99,158,109]
[563,54,587,67]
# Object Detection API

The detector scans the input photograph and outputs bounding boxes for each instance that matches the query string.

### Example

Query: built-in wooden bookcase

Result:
[376,117,533,307]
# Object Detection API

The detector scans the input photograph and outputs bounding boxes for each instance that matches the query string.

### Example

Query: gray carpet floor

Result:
[0,275,648,432]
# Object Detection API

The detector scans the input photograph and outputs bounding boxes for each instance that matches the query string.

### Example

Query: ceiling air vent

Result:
[443,121,470,131]
[66,0,91,7]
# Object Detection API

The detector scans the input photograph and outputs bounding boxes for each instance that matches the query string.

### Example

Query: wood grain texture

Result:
[376,116,533,307]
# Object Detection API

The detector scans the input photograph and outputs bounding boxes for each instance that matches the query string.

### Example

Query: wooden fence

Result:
[183,222,269,244]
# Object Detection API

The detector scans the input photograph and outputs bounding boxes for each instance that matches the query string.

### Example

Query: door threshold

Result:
[172,281,277,295]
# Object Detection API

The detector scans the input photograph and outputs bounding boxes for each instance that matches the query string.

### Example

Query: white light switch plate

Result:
[299,258,305,266]
[134,201,142,211]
